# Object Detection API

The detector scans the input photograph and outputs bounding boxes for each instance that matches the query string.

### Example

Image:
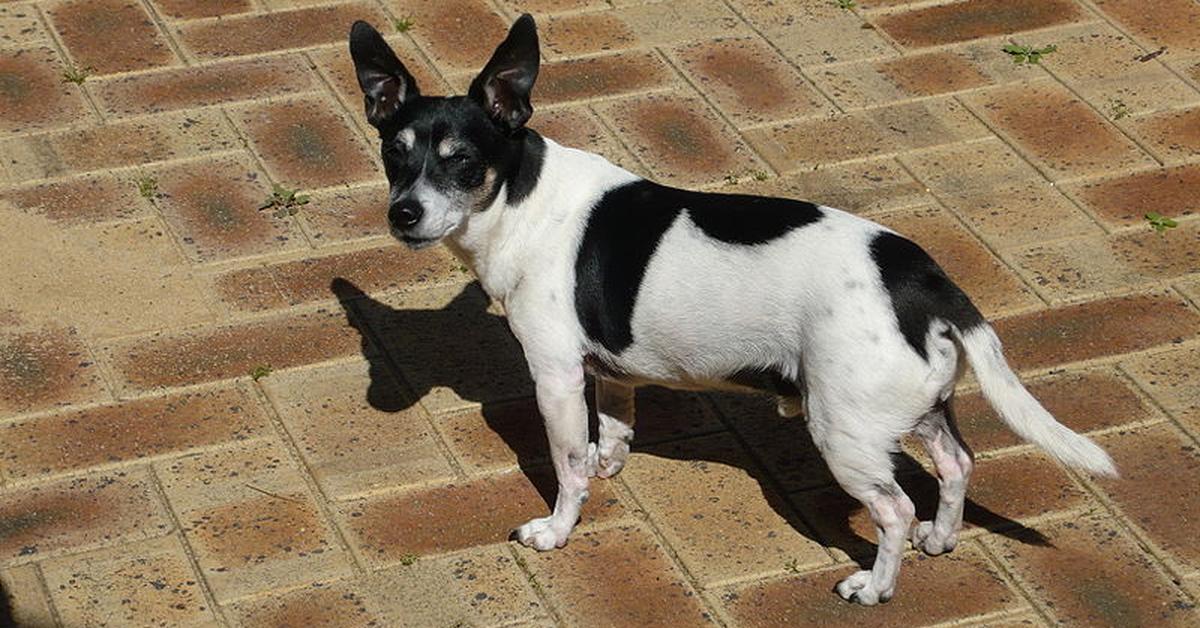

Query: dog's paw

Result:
[835,570,890,606]
[586,442,628,479]
[514,516,569,551]
[911,521,957,556]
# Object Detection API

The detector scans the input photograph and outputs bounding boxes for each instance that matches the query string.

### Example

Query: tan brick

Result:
[1128,106,1200,164]
[231,97,381,188]
[1093,0,1200,55]
[293,183,388,246]
[0,173,152,224]
[529,106,639,174]
[1011,222,1200,301]
[1123,344,1200,431]
[394,0,510,73]
[991,291,1200,372]
[986,513,1195,626]
[731,0,893,66]
[92,55,318,117]
[623,433,829,586]
[336,470,626,567]
[215,244,467,312]
[0,564,56,627]
[156,439,352,601]
[594,92,766,188]
[669,37,832,127]
[745,99,988,173]
[963,81,1155,180]
[0,3,46,49]
[151,0,251,20]
[497,0,609,13]
[954,369,1156,453]
[0,324,106,416]
[540,0,750,59]
[102,306,363,394]
[344,283,534,413]
[0,470,171,564]
[176,2,388,60]
[0,385,267,480]
[875,0,1085,48]
[523,524,715,627]
[227,579,385,628]
[262,360,455,498]
[876,205,1041,317]
[533,50,674,106]
[150,154,306,262]
[46,0,177,74]
[1069,163,1200,229]
[720,543,1022,626]
[42,534,216,627]
[0,46,95,135]
[735,158,931,215]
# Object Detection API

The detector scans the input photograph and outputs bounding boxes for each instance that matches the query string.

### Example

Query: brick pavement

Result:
[2,1,1199,626]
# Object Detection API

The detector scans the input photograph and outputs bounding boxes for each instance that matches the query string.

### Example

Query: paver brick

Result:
[874,0,1086,48]
[524,524,716,627]
[986,513,1196,626]
[736,157,931,215]
[540,0,749,59]
[1127,106,1200,164]
[176,2,388,60]
[530,105,640,174]
[91,54,318,117]
[730,0,894,67]
[0,324,106,416]
[0,3,45,49]
[0,564,56,627]
[151,0,252,20]
[46,0,178,74]
[1123,344,1200,431]
[0,172,151,224]
[296,183,390,245]
[41,534,217,627]
[1068,163,1200,228]
[1092,0,1200,56]
[390,0,510,73]
[718,544,1023,627]
[530,50,674,106]
[0,45,95,135]
[0,470,171,565]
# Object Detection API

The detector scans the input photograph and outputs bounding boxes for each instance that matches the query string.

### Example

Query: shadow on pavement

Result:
[331,277,1049,568]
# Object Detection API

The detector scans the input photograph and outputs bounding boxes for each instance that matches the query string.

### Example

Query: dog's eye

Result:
[445,152,472,165]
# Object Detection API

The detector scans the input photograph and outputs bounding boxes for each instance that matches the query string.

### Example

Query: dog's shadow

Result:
[330,278,1048,566]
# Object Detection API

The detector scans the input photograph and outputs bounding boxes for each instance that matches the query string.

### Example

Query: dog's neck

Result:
[446,136,639,303]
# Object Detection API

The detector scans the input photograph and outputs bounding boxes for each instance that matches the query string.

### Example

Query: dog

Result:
[347,15,1117,605]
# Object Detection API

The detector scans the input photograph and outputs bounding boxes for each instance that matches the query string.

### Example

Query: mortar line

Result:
[31,3,104,122]
[716,0,848,115]
[973,540,1060,625]
[30,562,67,628]
[503,545,567,627]
[146,465,232,626]
[245,380,369,578]
[136,0,191,68]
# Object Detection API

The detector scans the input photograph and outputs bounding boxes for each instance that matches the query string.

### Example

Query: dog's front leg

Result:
[515,364,590,550]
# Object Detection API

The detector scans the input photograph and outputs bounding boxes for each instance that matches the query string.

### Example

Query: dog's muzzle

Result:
[388,199,423,230]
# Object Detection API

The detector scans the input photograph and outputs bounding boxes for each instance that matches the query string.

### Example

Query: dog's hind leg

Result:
[589,377,635,479]
[911,400,973,555]
[515,363,590,551]
[809,404,915,605]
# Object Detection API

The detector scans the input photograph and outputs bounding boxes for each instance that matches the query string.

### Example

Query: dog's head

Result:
[348,15,540,248]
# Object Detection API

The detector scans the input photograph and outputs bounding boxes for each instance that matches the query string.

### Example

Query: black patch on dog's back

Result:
[575,180,823,353]
[870,232,984,360]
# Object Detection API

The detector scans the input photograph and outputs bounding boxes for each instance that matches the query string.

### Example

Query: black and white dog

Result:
[348,15,1116,605]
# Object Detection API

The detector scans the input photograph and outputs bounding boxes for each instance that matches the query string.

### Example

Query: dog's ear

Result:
[469,14,539,133]
[349,21,419,127]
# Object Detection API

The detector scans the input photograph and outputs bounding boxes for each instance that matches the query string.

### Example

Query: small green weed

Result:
[832,0,856,9]
[723,173,740,186]
[250,365,273,381]
[393,16,415,33]
[398,553,419,566]
[1002,43,1057,65]
[1108,98,1131,120]
[1145,212,1178,234]
[135,175,158,199]
[259,184,310,218]
[784,558,802,574]
[61,64,92,85]
[752,170,769,181]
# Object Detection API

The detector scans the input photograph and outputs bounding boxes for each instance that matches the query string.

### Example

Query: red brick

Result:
[524,525,715,627]
[297,183,390,244]
[540,0,748,59]
[0,470,170,563]
[989,514,1195,626]
[720,545,1022,627]
[437,397,549,475]
[150,155,305,262]
[338,470,625,566]
[0,386,267,480]
[595,92,765,188]
[535,50,673,105]
[151,0,250,20]
[233,98,381,188]
[176,2,387,60]
[45,110,237,174]
[102,307,363,393]
[992,291,1200,372]
[528,106,638,172]
[1072,163,1200,228]
[540,11,635,57]
[91,55,317,117]
[877,51,991,96]
[965,81,1154,180]
[1129,107,1200,163]
[954,369,1155,453]
[0,46,94,135]
[400,0,511,72]
[737,158,930,215]
[1094,424,1200,571]
[1093,0,1200,55]
[0,325,105,416]
[0,173,149,225]
[46,0,177,74]
[1122,344,1200,429]
[876,0,1085,48]
[229,581,384,628]
[671,37,829,127]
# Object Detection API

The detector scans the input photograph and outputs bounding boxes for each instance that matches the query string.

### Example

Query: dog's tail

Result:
[955,324,1118,477]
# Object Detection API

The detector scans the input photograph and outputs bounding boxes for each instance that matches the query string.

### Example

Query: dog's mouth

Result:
[400,234,439,249]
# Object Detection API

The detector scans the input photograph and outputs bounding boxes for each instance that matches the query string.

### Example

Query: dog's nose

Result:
[388,200,423,229]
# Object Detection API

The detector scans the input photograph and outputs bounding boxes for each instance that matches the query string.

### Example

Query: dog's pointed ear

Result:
[349,21,419,127]
[469,14,539,133]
